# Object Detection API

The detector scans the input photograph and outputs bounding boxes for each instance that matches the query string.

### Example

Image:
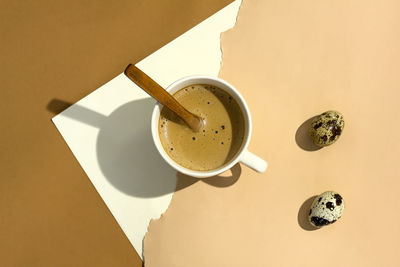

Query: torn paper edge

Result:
[219,0,244,77]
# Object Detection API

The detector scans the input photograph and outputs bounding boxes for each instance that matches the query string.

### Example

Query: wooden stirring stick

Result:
[124,64,204,132]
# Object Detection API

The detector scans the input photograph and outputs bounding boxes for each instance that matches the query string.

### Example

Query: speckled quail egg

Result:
[309,111,344,147]
[309,191,344,228]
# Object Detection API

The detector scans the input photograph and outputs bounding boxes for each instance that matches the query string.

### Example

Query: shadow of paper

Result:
[47,98,242,198]
[295,116,322,152]
[297,195,318,231]
[46,99,73,114]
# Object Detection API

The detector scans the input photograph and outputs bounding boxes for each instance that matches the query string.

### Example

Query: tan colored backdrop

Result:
[144,0,400,266]
[0,0,232,266]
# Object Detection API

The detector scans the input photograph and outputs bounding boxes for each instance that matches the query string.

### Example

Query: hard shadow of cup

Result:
[48,98,178,197]
[175,163,242,191]
[47,98,242,198]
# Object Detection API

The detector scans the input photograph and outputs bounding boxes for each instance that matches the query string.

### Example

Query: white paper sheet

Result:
[52,0,241,258]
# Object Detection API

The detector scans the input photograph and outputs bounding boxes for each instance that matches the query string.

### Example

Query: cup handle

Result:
[239,150,268,173]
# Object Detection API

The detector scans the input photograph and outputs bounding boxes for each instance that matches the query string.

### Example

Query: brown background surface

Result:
[144,0,400,266]
[0,0,232,266]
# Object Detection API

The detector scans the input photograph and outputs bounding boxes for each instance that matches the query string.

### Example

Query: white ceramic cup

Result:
[151,76,267,178]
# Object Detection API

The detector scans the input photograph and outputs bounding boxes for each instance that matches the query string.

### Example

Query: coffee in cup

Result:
[151,76,267,178]
[158,84,245,171]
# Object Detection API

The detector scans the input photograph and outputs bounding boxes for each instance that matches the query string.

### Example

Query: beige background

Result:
[144,0,400,266]
[0,0,232,266]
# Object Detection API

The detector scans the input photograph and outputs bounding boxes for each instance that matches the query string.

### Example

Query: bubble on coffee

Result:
[159,84,245,171]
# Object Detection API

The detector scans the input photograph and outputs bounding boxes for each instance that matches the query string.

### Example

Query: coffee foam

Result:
[159,84,245,171]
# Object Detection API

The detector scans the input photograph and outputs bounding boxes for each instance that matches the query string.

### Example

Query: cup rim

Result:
[151,75,252,178]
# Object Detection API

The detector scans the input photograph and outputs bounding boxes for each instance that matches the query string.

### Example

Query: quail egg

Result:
[309,111,344,147]
[309,191,344,228]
